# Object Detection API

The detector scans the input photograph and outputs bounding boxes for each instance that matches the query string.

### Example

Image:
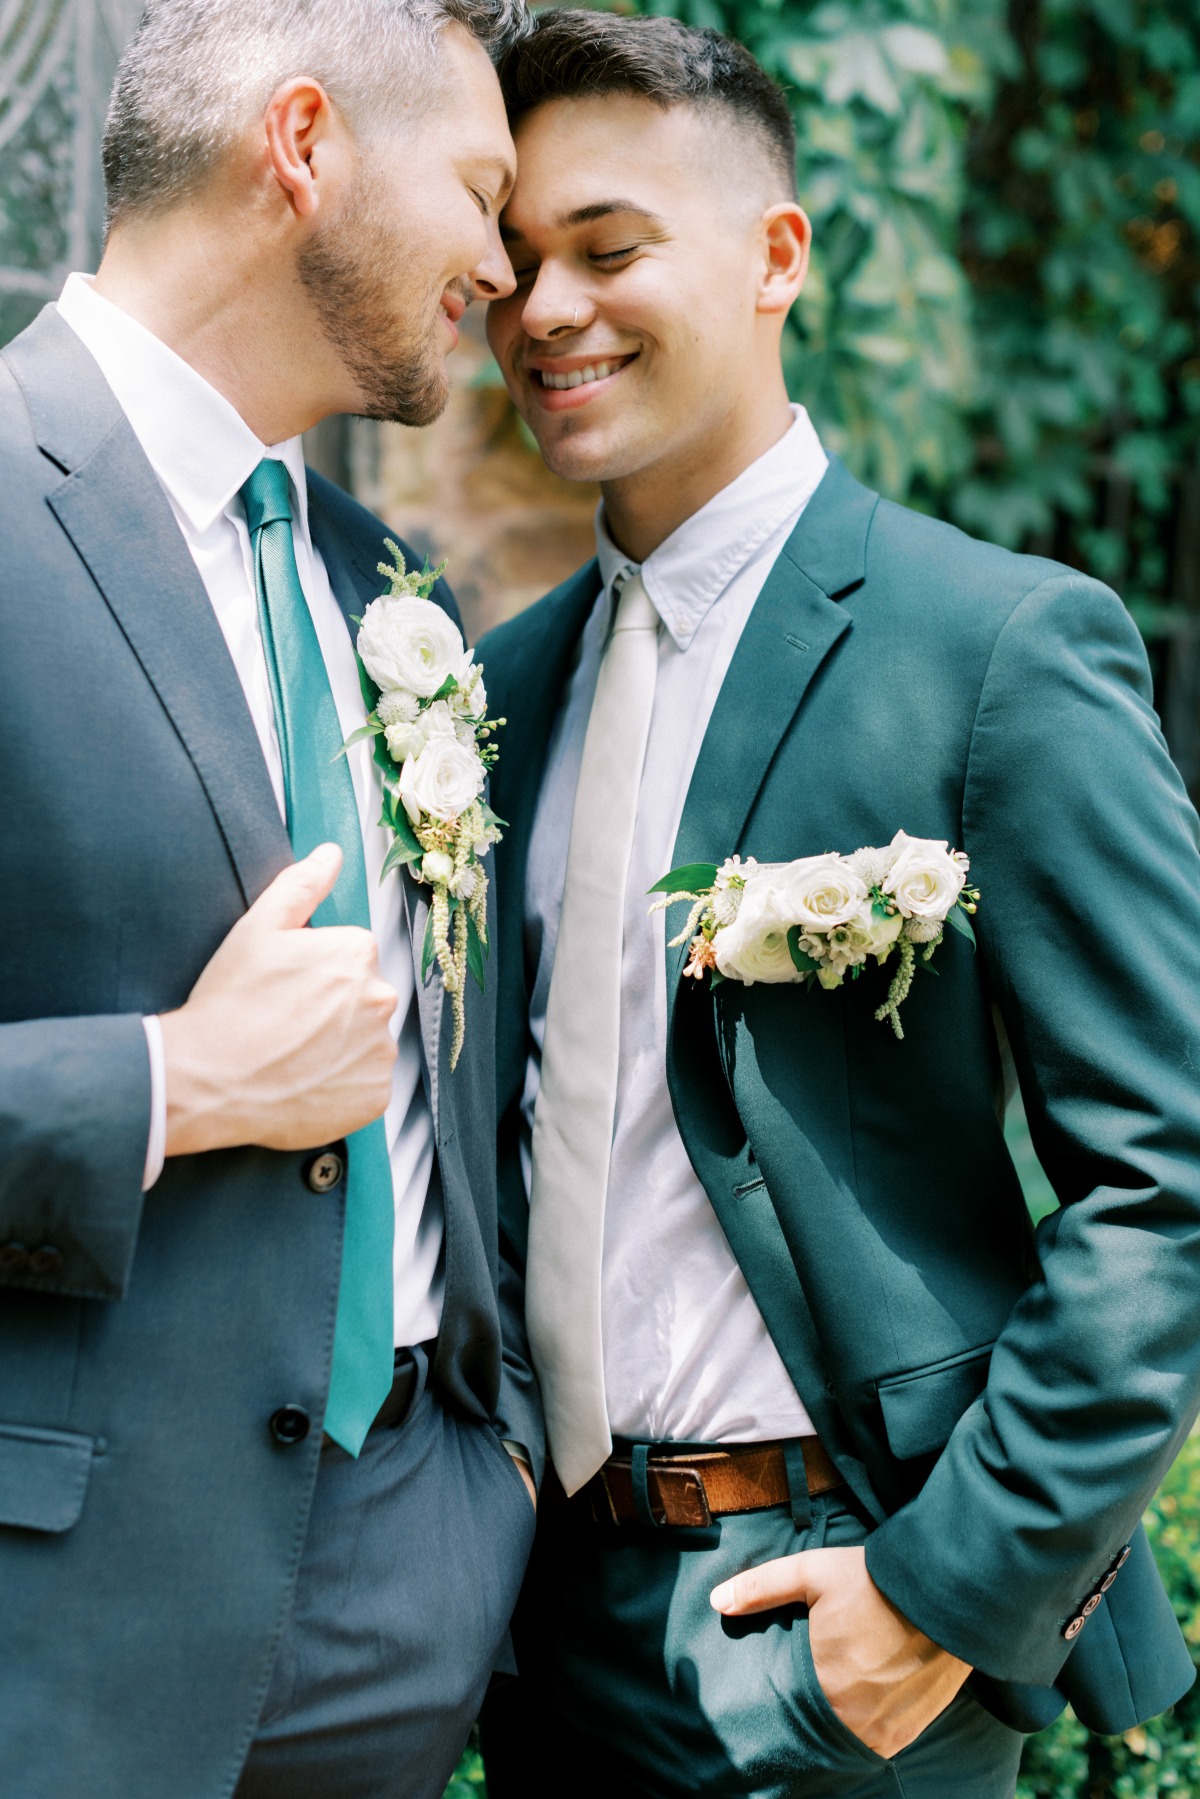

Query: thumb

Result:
[710,1548,825,1617]
[245,843,343,932]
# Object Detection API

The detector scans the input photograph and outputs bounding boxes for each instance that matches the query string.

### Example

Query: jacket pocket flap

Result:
[0,1423,96,1533]
[877,1343,995,1461]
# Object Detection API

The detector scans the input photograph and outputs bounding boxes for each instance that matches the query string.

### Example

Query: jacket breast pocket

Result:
[876,1342,995,1462]
[0,1422,97,1533]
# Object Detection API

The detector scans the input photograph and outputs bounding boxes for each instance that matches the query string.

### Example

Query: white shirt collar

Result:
[594,403,828,649]
[55,272,310,542]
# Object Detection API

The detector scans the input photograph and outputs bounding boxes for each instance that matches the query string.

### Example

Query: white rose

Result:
[771,853,867,934]
[882,830,967,921]
[384,720,426,763]
[421,850,454,884]
[357,595,463,698]
[712,871,804,986]
[419,700,459,740]
[399,737,484,824]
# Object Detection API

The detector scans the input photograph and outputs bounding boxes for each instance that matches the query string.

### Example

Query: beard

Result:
[298,166,458,428]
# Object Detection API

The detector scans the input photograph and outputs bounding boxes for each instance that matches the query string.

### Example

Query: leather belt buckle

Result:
[657,1463,712,1528]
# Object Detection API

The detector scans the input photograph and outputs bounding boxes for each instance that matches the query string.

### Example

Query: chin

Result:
[532,417,639,487]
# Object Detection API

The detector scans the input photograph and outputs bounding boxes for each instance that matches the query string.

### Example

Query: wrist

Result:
[159,1006,238,1157]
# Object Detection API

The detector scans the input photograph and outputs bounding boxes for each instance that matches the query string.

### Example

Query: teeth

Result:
[541,360,616,391]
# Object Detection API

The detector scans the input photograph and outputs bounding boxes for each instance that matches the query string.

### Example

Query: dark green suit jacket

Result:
[479,456,1200,1735]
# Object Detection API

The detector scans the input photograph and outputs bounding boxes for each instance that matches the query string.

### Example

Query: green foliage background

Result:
[635,0,1199,644]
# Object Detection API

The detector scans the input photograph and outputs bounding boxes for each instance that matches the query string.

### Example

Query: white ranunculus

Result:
[357,595,464,698]
[712,871,804,986]
[450,864,479,901]
[883,830,967,921]
[772,853,868,934]
[400,736,484,825]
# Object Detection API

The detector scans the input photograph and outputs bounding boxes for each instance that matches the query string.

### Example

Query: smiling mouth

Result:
[532,353,637,391]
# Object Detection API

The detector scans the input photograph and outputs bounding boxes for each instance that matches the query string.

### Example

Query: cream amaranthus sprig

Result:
[341,541,505,1069]
[650,831,979,1040]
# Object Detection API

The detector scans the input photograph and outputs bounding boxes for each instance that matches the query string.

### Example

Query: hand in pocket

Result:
[711,1544,970,1757]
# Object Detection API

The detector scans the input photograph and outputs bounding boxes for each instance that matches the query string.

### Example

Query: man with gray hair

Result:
[0,3,540,1796]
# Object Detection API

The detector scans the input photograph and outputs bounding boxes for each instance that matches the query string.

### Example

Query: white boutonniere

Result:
[343,541,505,1069]
[651,831,980,1039]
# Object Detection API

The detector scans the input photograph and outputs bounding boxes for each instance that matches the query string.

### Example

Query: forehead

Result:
[504,95,712,233]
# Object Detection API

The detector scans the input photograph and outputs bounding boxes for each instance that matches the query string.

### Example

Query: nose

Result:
[473,215,516,302]
[521,264,593,341]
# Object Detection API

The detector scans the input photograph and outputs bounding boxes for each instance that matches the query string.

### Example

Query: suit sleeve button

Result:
[1063,1616,1085,1640]
[28,1245,64,1276]
[1100,1571,1117,1592]
[1082,1594,1102,1617]
[270,1406,311,1446]
[0,1242,30,1273]
[1113,1544,1132,1572]
[305,1152,344,1193]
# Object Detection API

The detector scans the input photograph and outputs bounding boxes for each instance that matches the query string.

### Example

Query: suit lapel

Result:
[6,310,290,910]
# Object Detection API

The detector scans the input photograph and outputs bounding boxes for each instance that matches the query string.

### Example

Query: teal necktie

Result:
[242,457,394,1457]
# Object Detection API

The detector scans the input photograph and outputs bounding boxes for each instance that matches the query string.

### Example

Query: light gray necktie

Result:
[527,571,660,1494]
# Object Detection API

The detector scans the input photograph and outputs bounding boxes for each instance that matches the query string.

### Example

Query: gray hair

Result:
[102,0,528,224]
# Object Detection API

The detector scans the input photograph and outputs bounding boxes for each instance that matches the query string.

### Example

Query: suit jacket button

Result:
[1063,1616,1085,1640]
[1082,1594,1102,1617]
[28,1245,64,1276]
[306,1152,344,1193]
[0,1242,29,1273]
[270,1406,311,1446]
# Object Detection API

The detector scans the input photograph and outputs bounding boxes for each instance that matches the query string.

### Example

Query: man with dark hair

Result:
[0,3,541,1796]
[479,10,1200,1796]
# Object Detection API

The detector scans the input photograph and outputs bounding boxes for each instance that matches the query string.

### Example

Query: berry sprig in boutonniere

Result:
[342,540,505,1069]
[650,832,980,1040]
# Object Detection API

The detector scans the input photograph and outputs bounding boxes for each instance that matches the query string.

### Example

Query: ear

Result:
[263,77,339,221]
[756,203,811,316]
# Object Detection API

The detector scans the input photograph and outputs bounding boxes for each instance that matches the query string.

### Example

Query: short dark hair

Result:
[499,10,797,200]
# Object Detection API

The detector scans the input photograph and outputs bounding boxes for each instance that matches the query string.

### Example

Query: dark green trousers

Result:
[483,1477,1022,1798]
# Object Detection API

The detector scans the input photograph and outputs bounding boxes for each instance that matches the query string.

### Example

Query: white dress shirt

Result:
[57,273,443,1350]
[523,407,828,1443]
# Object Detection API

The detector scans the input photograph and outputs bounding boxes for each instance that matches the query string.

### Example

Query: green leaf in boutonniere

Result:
[649,862,719,896]
[945,904,977,949]
[786,927,822,974]
[466,912,487,992]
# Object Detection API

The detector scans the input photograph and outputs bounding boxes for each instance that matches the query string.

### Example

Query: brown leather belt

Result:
[569,1437,843,1528]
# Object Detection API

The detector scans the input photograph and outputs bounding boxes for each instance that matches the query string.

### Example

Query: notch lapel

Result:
[6,310,290,910]
[667,457,877,1028]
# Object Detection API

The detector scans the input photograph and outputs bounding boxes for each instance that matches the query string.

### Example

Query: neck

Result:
[599,377,795,564]
[93,201,356,444]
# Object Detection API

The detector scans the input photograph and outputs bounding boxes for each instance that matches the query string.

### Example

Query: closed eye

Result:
[592,247,638,266]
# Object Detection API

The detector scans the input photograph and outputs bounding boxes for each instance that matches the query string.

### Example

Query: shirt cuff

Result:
[141,1016,167,1192]
[502,1439,532,1473]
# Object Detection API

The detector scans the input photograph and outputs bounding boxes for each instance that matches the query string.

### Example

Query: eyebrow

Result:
[501,199,667,243]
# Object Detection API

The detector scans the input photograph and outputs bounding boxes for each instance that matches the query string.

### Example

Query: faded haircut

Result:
[102,0,529,225]
[499,10,797,201]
